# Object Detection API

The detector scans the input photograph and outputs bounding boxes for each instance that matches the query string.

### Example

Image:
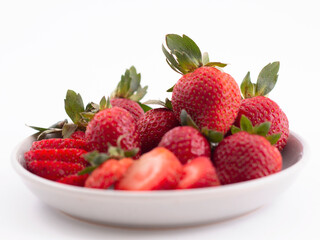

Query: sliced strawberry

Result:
[24,149,88,166]
[84,158,134,189]
[57,173,89,187]
[30,138,88,151]
[27,160,85,181]
[115,147,183,191]
[176,157,220,189]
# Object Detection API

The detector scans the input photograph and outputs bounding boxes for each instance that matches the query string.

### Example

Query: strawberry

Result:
[110,66,148,122]
[163,34,241,134]
[176,157,220,189]
[30,138,88,151]
[213,116,282,184]
[84,158,133,189]
[57,173,89,187]
[24,148,88,166]
[158,126,211,164]
[115,147,183,191]
[235,62,289,151]
[27,160,85,181]
[85,106,141,154]
[70,131,86,140]
[137,107,180,153]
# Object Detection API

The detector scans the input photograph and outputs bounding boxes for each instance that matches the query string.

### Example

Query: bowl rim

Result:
[11,131,307,198]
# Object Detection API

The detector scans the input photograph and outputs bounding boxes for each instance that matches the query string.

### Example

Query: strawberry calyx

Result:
[79,136,139,175]
[180,109,224,143]
[231,115,281,145]
[240,61,280,98]
[110,66,148,102]
[162,34,227,75]
[142,98,173,110]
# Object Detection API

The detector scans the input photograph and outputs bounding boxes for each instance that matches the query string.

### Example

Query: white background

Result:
[1,0,319,239]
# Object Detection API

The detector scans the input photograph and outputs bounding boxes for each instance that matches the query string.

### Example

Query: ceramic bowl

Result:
[12,132,305,228]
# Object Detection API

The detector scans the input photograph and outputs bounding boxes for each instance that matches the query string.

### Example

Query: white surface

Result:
[1,0,319,239]
[12,133,304,228]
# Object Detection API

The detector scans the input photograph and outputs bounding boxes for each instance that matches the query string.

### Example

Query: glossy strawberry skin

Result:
[137,108,180,153]
[177,157,220,189]
[234,96,289,151]
[213,131,282,185]
[70,131,87,140]
[115,147,183,191]
[30,138,88,151]
[24,148,88,166]
[26,160,85,181]
[85,158,133,189]
[172,66,241,134]
[85,107,141,154]
[57,174,89,187]
[110,98,144,122]
[158,126,210,164]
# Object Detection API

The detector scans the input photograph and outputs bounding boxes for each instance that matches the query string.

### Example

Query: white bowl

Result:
[12,132,305,228]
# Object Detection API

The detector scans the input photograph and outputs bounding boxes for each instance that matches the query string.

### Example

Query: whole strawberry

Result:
[158,126,210,164]
[85,106,141,154]
[163,34,241,134]
[213,116,282,184]
[110,66,148,122]
[235,62,289,151]
[137,107,180,153]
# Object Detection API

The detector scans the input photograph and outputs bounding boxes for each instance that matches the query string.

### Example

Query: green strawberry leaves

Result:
[240,61,280,98]
[79,136,139,175]
[163,34,227,75]
[256,61,280,96]
[111,66,148,102]
[142,98,173,110]
[232,115,281,145]
[180,109,224,143]
[64,90,85,126]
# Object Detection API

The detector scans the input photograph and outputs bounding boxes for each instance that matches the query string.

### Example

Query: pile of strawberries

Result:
[24,34,289,190]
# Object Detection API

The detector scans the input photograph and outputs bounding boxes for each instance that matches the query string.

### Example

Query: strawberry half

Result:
[24,148,88,166]
[57,173,89,187]
[115,147,183,191]
[30,138,88,151]
[27,160,85,181]
[85,158,133,189]
[176,157,220,189]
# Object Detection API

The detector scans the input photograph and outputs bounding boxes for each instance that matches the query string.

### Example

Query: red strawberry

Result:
[115,147,183,191]
[85,158,133,189]
[110,98,144,123]
[57,173,89,187]
[85,107,141,154]
[213,117,282,185]
[163,34,241,134]
[235,62,289,151]
[27,160,85,181]
[137,108,180,153]
[110,66,147,122]
[24,148,88,166]
[70,131,87,140]
[30,138,88,151]
[158,126,210,164]
[177,157,220,189]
